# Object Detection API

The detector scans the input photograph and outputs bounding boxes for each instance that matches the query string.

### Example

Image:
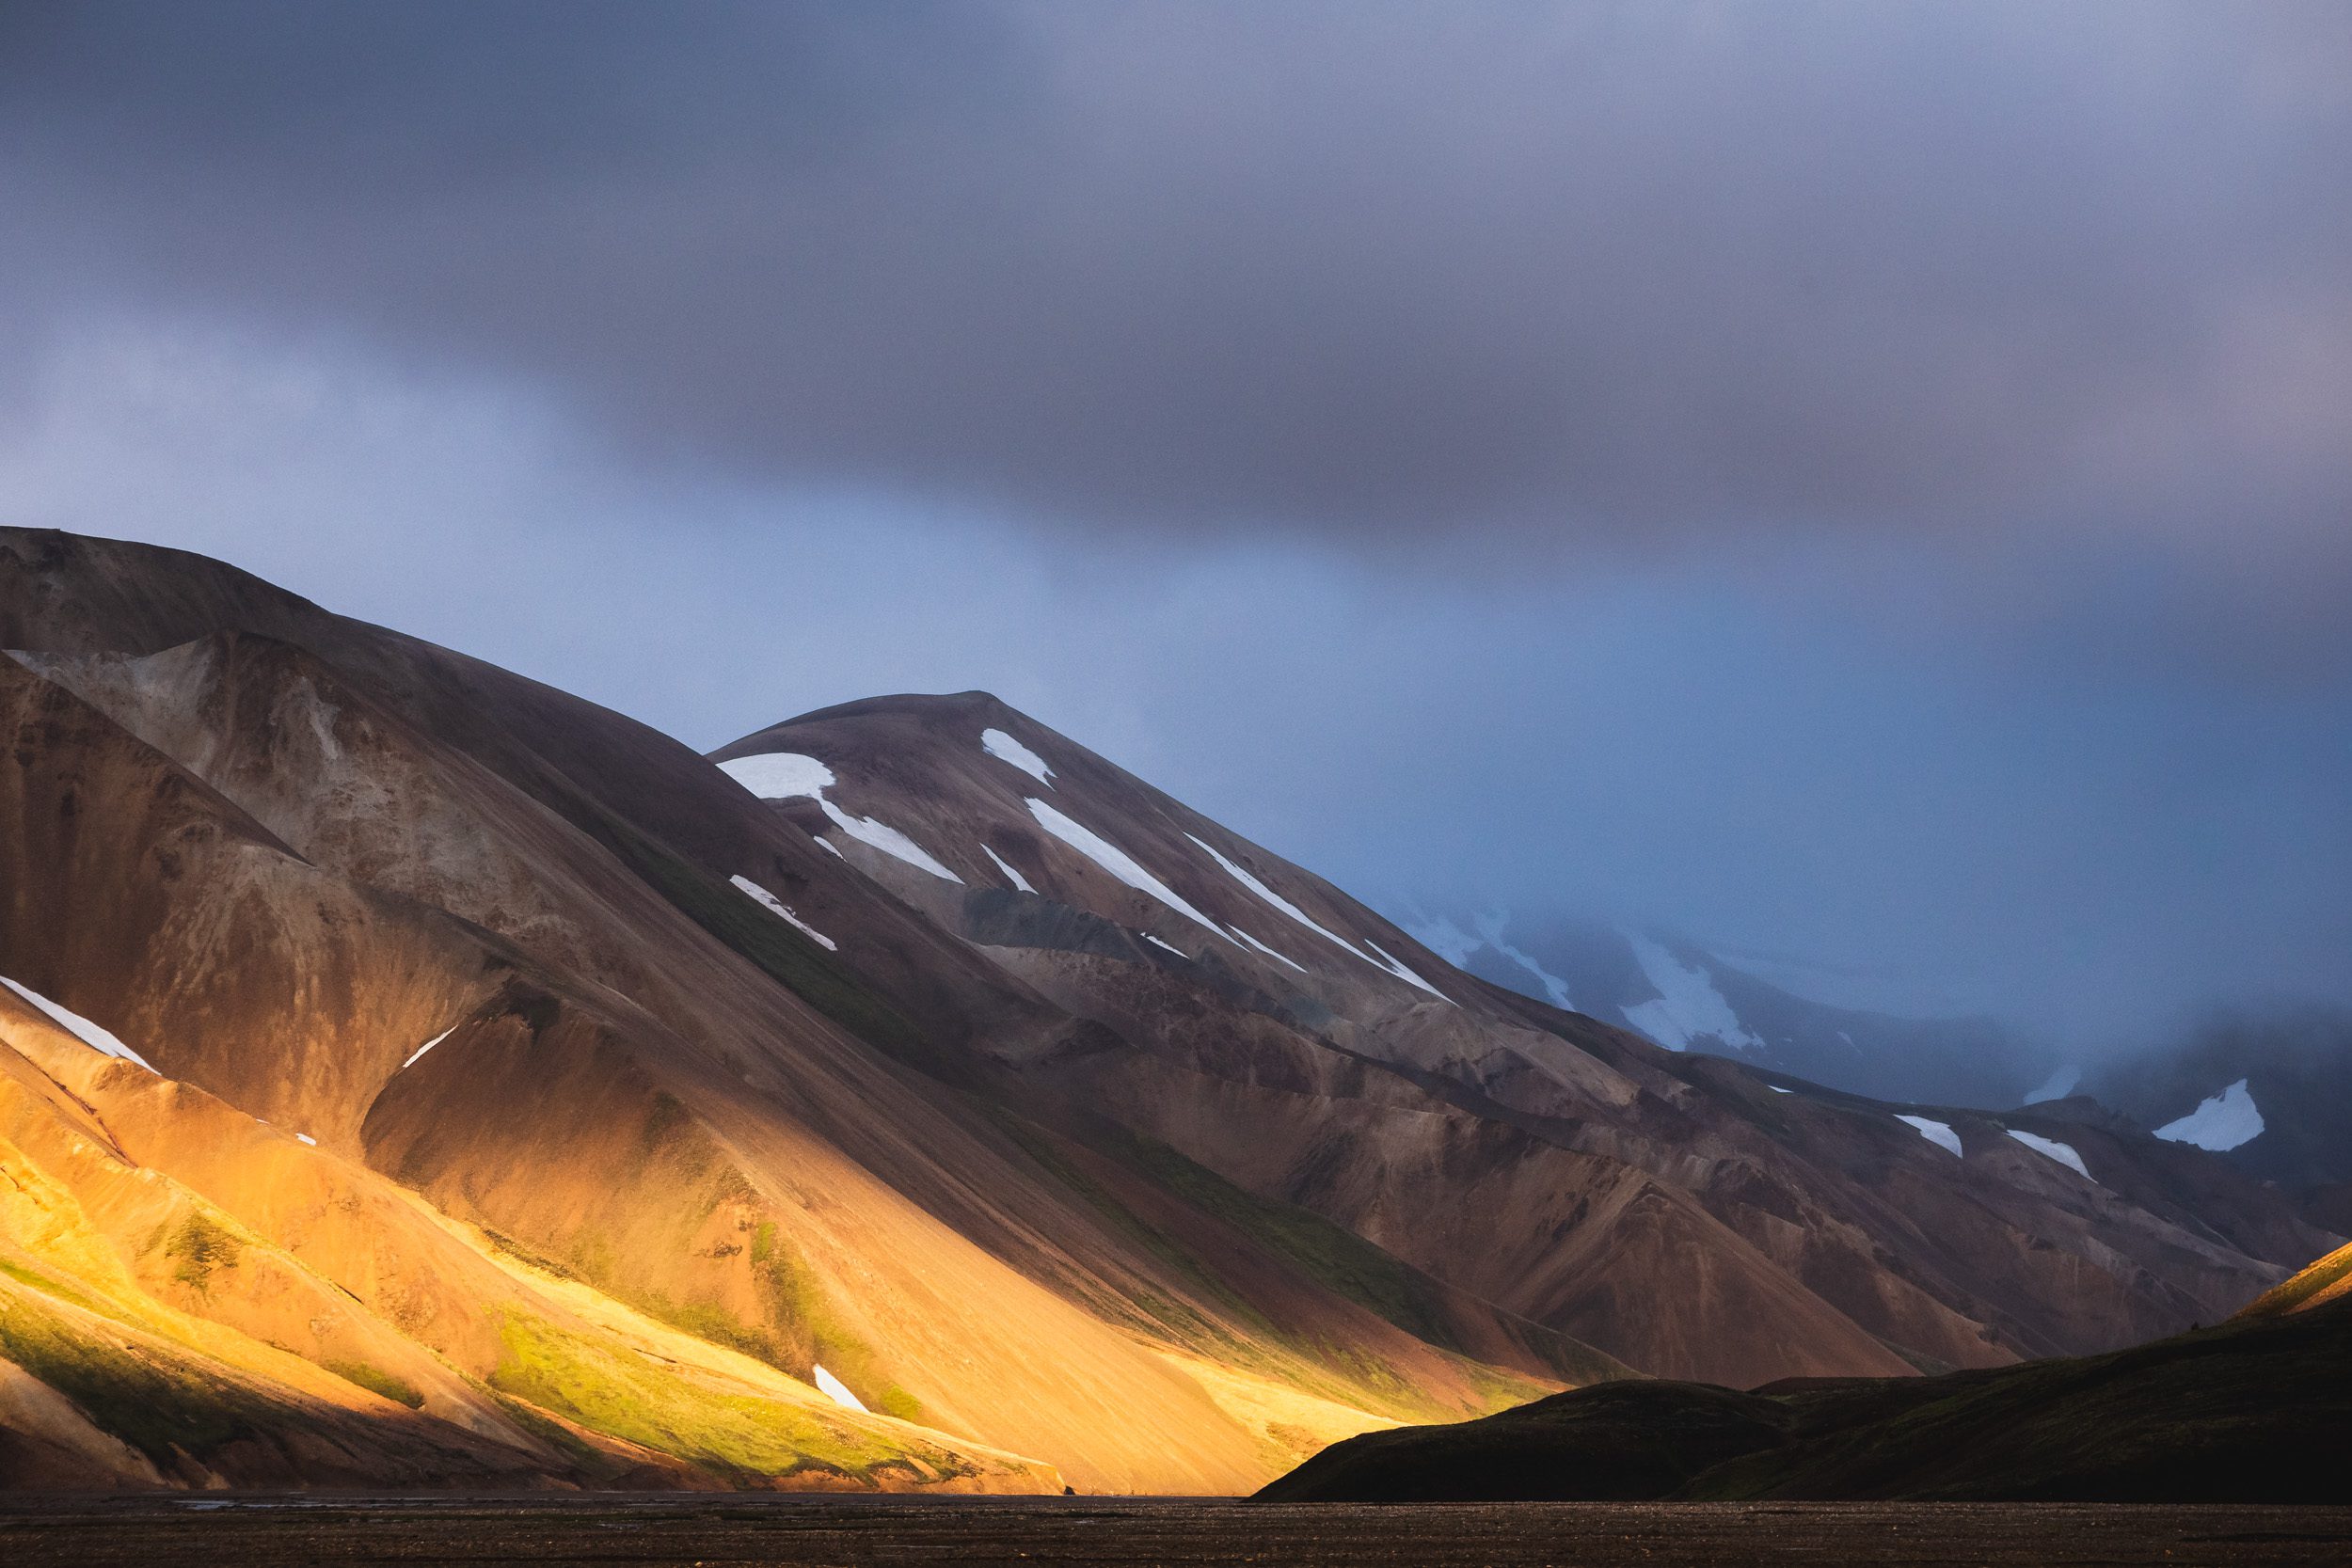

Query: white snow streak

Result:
[2153,1079,2266,1152]
[0,975,157,1073]
[1026,800,1233,943]
[401,1026,455,1071]
[1142,933,1187,958]
[982,844,1036,894]
[2007,1129,2095,1181]
[812,1364,868,1413]
[1229,924,1307,973]
[1768,1085,1793,1094]
[719,752,961,882]
[731,875,838,951]
[1364,940,1451,1002]
[1896,1115,1963,1157]
[818,799,961,881]
[1620,933,1763,1054]
[1185,834,1355,952]
[1478,915,1574,1011]
[980,728,1053,785]
[1185,833,1447,999]
[1407,912,1568,1006]
[294,1132,318,1147]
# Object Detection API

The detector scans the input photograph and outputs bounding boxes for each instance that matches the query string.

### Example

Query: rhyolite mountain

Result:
[1402,911,2058,1109]
[0,527,2338,1491]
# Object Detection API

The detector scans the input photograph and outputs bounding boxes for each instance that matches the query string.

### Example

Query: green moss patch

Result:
[0,1288,263,1464]
[486,1307,936,1482]
[161,1212,243,1291]
[326,1358,427,1409]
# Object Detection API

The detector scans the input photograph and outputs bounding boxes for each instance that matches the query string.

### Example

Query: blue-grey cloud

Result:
[4,3,2347,604]
[2,4,2346,1052]
[6,323,2345,1050]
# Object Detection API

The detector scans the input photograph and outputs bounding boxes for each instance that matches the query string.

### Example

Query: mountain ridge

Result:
[0,526,2335,1490]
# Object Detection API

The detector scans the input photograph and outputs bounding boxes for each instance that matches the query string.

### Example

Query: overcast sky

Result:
[3,1,2347,1048]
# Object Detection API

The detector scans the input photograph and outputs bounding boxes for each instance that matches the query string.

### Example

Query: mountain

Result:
[0,527,2338,1490]
[1406,911,2057,1109]
[1262,1250,2352,1504]
[2086,1009,2352,1230]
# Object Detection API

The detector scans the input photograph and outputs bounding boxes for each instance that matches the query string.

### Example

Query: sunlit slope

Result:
[0,528,1579,1491]
[2237,1238,2352,1320]
[0,993,1062,1490]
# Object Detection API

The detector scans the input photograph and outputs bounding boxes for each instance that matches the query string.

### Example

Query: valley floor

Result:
[2,1495,2348,1567]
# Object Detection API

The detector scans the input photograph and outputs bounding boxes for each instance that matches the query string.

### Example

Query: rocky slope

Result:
[0,526,2337,1489]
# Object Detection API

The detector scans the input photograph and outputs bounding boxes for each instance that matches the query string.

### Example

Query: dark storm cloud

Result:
[6,0,2348,561]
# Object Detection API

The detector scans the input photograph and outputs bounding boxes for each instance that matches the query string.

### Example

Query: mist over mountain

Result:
[1402,908,2060,1109]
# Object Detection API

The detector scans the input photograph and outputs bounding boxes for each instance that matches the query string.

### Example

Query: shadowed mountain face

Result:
[2089,1011,2352,1231]
[0,527,2337,1490]
[1263,1257,2352,1504]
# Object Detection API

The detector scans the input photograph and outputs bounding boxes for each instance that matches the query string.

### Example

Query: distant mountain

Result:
[2089,1009,2352,1230]
[0,527,2335,1491]
[1405,911,2056,1109]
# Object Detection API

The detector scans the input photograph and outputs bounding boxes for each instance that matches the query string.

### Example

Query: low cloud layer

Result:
[6,3,2348,589]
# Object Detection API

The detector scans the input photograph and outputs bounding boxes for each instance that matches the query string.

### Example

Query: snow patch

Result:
[731,874,838,951]
[1896,1115,1963,1157]
[0,975,157,1073]
[811,1363,867,1413]
[1186,833,1447,1000]
[718,752,961,882]
[1364,940,1451,1002]
[814,835,845,859]
[294,1133,317,1147]
[1619,934,1764,1054]
[1185,833,1356,953]
[2023,1064,2081,1105]
[1027,800,1233,942]
[817,800,962,882]
[981,844,1036,895]
[980,728,1053,786]
[718,752,836,800]
[1142,933,1187,958]
[2007,1129,2095,1181]
[1768,1085,1793,1094]
[2153,1079,2265,1152]
[1474,913,1574,1011]
[401,1027,455,1071]
[1404,911,1481,968]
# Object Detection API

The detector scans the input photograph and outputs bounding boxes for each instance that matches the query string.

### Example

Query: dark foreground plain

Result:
[3,1496,2350,1567]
